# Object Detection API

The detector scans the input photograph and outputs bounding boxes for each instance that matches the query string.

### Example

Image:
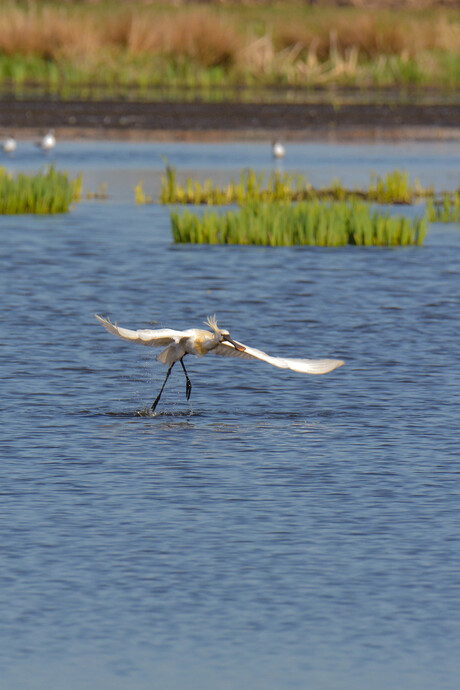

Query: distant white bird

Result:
[96,314,344,412]
[36,129,56,151]
[2,135,16,154]
[272,140,285,159]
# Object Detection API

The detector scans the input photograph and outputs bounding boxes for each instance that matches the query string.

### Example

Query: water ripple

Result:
[1,141,460,690]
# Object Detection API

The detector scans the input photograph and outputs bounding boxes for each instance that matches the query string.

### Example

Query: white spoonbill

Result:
[96,314,344,412]
[36,129,56,151]
[2,135,17,154]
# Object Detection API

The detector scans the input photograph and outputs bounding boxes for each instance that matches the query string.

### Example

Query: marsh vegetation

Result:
[426,192,460,223]
[170,200,428,247]
[0,1,458,93]
[0,166,81,214]
[156,166,436,206]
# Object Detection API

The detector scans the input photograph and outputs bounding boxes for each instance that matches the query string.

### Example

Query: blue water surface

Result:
[0,141,459,690]
[3,138,460,201]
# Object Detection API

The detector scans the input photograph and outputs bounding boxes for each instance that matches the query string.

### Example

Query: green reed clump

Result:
[368,170,433,204]
[426,192,460,223]
[134,180,153,205]
[0,166,81,214]
[85,182,108,201]
[158,166,434,207]
[160,167,307,205]
[171,201,427,247]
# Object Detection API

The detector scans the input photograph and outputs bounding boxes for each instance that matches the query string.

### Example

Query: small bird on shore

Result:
[96,314,344,412]
[36,129,56,151]
[2,135,17,154]
[272,140,285,159]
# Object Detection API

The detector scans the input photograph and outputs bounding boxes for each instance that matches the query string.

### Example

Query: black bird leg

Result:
[151,362,175,412]
[180,357,192,401]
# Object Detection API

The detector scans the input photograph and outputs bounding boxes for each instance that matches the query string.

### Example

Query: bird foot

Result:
[185,379,192,401]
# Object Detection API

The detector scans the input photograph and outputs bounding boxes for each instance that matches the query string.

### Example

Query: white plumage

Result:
[95,314,344,411]
[36,129,56,151]
[272,141,285,159]
[2,135,16,154]
[210,342,343,374]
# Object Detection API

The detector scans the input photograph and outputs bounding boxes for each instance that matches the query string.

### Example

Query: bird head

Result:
[205,315,245,352]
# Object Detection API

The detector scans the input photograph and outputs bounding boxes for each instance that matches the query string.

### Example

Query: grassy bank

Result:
[0,2,458,93]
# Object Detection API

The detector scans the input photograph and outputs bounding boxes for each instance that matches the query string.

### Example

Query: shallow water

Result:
[1,141,460,689]
[3,139,460,202]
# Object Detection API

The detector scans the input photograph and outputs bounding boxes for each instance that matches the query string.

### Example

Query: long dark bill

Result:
[223,335,246,352]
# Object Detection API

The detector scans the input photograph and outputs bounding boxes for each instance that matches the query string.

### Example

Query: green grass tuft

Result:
[171,200,428,247]
[154,167,435,207]
[0,166,81,214]
[426,192,460,223]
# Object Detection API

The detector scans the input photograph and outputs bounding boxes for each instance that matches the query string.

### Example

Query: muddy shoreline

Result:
[1,98,459,141]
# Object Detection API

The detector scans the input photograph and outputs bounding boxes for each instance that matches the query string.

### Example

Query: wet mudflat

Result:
[2,95,460,140]
[1,140,459,690]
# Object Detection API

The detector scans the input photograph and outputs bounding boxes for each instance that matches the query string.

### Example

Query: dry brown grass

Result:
[0,4,242,67]
[0,1,457,76]
[102,9,242,66]
[157,10,242,67]
[275,13,460,60]
[0,5,99,60]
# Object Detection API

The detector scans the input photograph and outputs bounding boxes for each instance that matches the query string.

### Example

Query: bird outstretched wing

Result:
[212,341,344,374]
[95,315,185,347]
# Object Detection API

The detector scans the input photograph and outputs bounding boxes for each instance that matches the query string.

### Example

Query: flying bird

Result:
[95,314,344,412]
